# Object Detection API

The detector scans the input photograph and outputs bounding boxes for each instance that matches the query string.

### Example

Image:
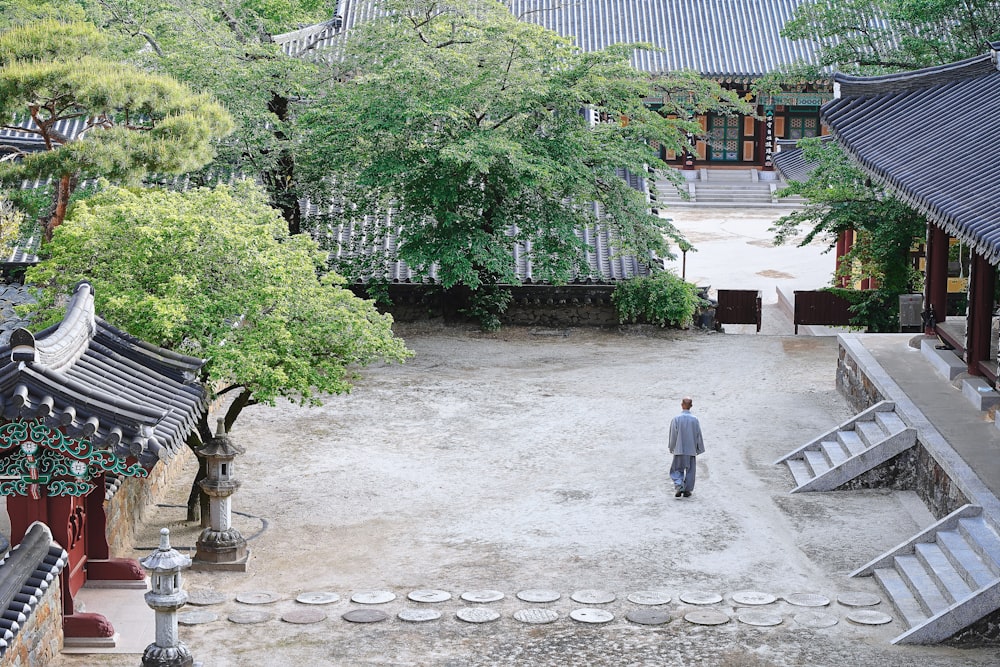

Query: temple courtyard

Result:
[52,324,1000,666]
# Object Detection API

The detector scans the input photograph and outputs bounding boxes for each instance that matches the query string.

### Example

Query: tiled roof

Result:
[0,282,207,468]
[0,522,67,657]
[772,135,833,183]
[822,48,1000,263]
[276,0,820,79]
[0,117,89,158]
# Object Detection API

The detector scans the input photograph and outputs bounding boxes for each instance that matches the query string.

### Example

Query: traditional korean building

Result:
[278,0,831,173]
[822,45,1000,380]
[0,281,207,643]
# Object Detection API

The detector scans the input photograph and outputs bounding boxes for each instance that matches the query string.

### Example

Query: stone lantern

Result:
[140,528,193,667]
[193,419,249,570]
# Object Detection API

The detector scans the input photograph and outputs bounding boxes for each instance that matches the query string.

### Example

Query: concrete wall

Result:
[836,340,970,518]
[0,574,62,667]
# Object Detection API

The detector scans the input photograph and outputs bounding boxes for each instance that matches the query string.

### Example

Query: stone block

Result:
[920,339,966,381]
[961,378,1000,411]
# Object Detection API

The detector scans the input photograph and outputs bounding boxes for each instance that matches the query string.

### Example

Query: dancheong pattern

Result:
[0,419,147,497]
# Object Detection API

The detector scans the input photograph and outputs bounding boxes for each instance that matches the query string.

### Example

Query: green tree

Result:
[298,0,750,325]
[783,0,1000,73]
[24,181,411,516]
[0,19,232,241]
[772,138,926,331]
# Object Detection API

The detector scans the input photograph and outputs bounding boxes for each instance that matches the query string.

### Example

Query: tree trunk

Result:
[45,173,77,243]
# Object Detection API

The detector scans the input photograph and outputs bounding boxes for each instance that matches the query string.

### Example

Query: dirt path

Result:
[55,325,999,666]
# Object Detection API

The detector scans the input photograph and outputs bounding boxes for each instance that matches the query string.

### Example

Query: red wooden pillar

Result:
[836,229,854,287]
[966,252,995,376]
[925,224,950,333]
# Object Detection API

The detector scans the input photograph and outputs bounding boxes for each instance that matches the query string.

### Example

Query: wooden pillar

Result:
[925,224,950,333]
[966,252,995,376]
[836,229,854,287]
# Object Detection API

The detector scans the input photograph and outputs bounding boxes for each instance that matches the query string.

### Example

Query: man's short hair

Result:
[681,397,693,409]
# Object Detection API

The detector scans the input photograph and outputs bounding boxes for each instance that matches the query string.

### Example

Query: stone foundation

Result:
[946,607,1000,647]
[0,571,62,667]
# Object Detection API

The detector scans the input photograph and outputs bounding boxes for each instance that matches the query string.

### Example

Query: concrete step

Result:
[855,420,886,447]
[786,458,813,488]
[894,554,951,616]
[836,429,867,457]
[802,448,831,477]
[874,567,929,628]
[936,530,997,590]
[957,518,1000,576]
[875,410,907,435]
[914,542,974,604]
[820,439,849,467]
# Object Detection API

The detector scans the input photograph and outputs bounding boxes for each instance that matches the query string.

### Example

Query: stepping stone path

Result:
[399,609,442,622]
[513,609,559,624]
[627,591,671,605]
[517,589,561,603]
[570,608,614,624]
[847,610,893,626]
[679,591,723,605]
[351,591,396,604]
[737,611,783,627]
[296,592,341,605]
[626,609,671,625]
[186,590,227,606]
[794,611,839,628]
[838,592,882,607]
[456,607,500,623]
[731,591,777,606]
[282,609,326,624]
[343,609,388,623]
[461,590,504,603]
[178,610,217,626]
[785,593,830,607]
[236,591,280,605]
[570,590,615,604]
[228,610,273,624]
[684,610,729,625]
[408,589,451,603]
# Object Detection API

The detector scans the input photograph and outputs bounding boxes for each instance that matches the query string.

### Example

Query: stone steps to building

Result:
[651,169,805,207]
[774,400,916,493]
[851,505,1000,644]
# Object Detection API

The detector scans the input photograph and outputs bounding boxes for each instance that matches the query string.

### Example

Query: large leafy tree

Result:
[25,181,411,516]
[783,0,1000,73]
[0,19,232,241]
[299,0,750,321]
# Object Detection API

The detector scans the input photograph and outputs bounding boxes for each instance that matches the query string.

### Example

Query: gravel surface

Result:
[53,324,999,666]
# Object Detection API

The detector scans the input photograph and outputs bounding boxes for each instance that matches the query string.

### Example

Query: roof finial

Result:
[215,417,226,436]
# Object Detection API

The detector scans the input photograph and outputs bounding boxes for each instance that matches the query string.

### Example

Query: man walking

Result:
[669,397,704,498]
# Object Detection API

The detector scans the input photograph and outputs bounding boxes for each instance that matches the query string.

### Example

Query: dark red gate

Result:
[716,290,762,332]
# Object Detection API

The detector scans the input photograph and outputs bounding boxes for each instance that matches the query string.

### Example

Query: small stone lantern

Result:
[140,528,193,667]
[193,419,249,570]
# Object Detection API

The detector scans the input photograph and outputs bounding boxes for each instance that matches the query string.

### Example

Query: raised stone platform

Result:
[920,339,966,381]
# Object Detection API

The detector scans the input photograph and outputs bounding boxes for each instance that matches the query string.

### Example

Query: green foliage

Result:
[824,287,901,333]
[461,285,512,332]
[24,182,411,414]
[612,271,700,328]
[300,0,751,294]
[783,0,1000,73]
[0,192,21,250]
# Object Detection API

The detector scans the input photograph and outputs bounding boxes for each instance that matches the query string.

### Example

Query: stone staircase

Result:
[651,168,807,207]
[774,401,917,492]
[851,505,1000,644]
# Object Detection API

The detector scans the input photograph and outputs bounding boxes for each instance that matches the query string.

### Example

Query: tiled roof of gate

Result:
[0,522,67,657]
[822,48,1000,263]
[276,0,820,79]
[0,282,207,468]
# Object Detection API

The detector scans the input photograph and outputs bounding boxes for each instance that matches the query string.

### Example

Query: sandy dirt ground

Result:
[53,324,1000,666]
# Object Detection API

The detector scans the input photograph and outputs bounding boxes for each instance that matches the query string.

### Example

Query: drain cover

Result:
[407,589,451,603]
[456,607,501,623]
[517,589,561,603]
[570,608,614,624]
[683,610,729,625]
[626,609,671,625]
[794,611,838,628]
[570,590,615,604]
[460,590,504,603]
[627,591,671,606]
[785,593,830,608]
[351,591,396,605]
[296,591,341,605]
[731,591,776,606]
[399,608,442,622]
[513,609,559,624]
[282,609,326,624]
[342,609,388,623]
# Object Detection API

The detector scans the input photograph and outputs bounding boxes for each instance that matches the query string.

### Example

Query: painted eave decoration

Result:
[0,282,207,498]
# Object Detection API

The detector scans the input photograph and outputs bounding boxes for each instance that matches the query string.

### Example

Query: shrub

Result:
[612,271,700,327]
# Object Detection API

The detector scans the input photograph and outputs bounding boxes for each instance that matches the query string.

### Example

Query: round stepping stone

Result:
[228,610,272,624]
[570,589,615,604]
[296,591,341,605]
[517,589,561,603]
[626,609,671,625]
[351,590,396,605]
[794,611,839,628]
[513,609,559,624]
[407,589,451,603]
[186,590,227,606]
[342,609,388,623]
[731,591,777,606]
[178,610,217,625]
[282,609,326,624]
[846,609,893,626]
[456,607,501,623]
[236,591,280,605]
[460,590,504,603]
[679,591,723,605]
[684,609,729,625]
[737,610,783,627]
[570,608,614,624]
[399,608,442,622]
[837,592,882,608]
[627,591,671,606]
[785,593,830,608]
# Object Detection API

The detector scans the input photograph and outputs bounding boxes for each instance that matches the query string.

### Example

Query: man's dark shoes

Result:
[675,489,683,497]
[683,492,692,497]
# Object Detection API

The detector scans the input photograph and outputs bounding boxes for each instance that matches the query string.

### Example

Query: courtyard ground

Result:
[54,324,1000,666]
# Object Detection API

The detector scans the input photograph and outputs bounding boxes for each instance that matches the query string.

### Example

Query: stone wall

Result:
[835,340,970,519]
[0,573,62,667]
[104,445,195,553]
